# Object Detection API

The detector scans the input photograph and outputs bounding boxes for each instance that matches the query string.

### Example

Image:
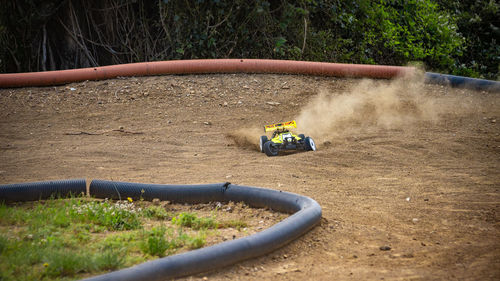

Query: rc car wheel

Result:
[304,137,317,151]
[298,134,305,140]
[264,141,279,156]
[259,136,268,153]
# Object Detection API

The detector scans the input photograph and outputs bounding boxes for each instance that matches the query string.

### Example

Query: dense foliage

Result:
[0,0,498,79]
[436,0,499,78]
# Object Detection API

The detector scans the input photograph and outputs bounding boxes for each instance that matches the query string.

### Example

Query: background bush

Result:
[0,0,497,79]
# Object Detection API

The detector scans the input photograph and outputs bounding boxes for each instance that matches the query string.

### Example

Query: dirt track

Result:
[0,74,499,280]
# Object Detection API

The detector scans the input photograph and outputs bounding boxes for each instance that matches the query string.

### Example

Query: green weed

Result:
[140,227,174,257]
[176,230,206,250]
[0,234,7,254]
[144,205,171,220]
[219,220,248,231]
[94,249,125,271]
[99,232,139,252]
[69,199,141,230]
[42,249,93,277]
[186,232,206,249]
[172,212,218,230]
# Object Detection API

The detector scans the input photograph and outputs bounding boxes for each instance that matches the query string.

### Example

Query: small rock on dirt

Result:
[266,101,280,106]
[379,245,392,251]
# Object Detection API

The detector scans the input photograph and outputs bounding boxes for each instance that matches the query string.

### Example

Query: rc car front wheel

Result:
[304,137,317,151]
[259,136,268,153]
[264,141,279,156]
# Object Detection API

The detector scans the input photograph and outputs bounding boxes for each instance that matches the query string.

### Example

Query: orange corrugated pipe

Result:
[0,59,414,88]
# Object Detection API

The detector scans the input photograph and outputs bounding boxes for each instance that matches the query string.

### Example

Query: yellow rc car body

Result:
[259,120,316,157]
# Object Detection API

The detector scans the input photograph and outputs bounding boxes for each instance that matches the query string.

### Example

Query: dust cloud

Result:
[228,73,467,150]
[296,75,442,141]
[226,127,262,151]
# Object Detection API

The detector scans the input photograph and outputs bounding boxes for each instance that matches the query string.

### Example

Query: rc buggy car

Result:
[259,120,316,157]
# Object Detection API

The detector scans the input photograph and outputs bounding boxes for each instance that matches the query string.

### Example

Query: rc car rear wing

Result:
[264,120,297,132]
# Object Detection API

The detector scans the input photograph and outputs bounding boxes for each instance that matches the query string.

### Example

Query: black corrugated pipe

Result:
[0,179,86,203]
[424,72,500,91]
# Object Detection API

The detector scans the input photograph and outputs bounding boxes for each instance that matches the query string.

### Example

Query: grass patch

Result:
[143,205,172,220]
[69,199,142,230]
[0,197,251,281]
[172,212,248,231]
[172,212,218,229]
[219,220,248,231]
[140,227,174,257]
[43,250,93,278]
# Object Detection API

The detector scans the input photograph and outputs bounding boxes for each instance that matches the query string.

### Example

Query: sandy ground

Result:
[0,73,499,280]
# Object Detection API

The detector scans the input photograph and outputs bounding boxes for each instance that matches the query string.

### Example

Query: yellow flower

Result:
[127,197,133,202]
[43,263,49,267]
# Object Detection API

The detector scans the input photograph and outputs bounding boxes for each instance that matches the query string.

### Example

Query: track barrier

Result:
[0,179,322,280]
[0,59,498,91]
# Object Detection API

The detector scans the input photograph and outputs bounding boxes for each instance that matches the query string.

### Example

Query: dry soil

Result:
[0,73,499,280]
